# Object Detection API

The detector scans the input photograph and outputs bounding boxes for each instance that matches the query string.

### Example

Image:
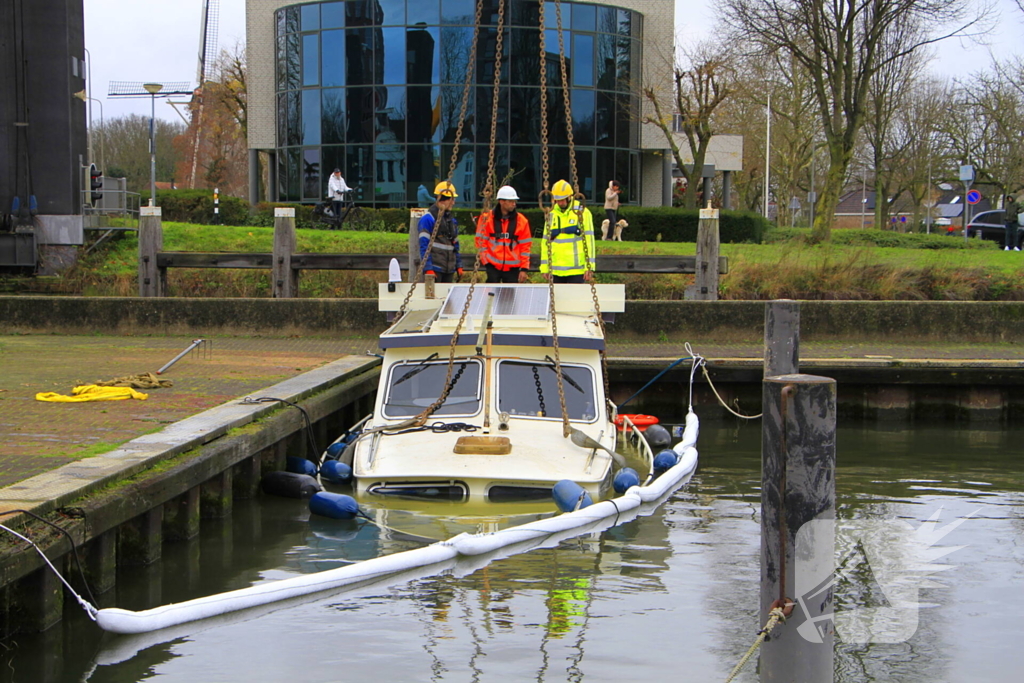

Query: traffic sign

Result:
[967,189,982,205]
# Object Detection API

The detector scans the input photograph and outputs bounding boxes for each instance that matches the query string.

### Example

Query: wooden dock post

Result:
[273,207,298,298]
[138,206,165,297]
[764,300,800,377]
[688,208,720,300]
[761,374,836,682]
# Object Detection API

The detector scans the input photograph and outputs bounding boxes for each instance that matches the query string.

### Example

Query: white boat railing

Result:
[619,414,655,478]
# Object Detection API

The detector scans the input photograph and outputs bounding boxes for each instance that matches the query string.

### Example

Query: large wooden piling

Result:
[138,206,165,297]
[761,374,836,682]
[764,300,800,377]
[272,207,298,298]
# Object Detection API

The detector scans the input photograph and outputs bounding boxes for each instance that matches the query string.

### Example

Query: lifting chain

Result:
[481,0,507,214]
[397,0,485,321]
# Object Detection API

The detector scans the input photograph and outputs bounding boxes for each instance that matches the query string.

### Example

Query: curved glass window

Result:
[382,359,482,418]
[497,360,597,422]
[274,1,642,206]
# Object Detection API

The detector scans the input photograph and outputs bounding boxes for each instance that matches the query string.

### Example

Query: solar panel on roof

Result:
[439,285,551,320]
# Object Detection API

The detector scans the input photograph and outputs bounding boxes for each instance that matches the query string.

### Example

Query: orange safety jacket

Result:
[475,208,532,271]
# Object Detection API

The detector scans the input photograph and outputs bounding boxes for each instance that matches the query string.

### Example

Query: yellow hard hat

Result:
[551,180,574,199]
[434,181,458,198]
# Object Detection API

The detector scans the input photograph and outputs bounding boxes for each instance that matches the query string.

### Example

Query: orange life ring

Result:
[614,414,659,431]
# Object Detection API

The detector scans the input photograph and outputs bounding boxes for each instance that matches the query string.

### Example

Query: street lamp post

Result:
[143,83,164,206]
[73,90,105,172]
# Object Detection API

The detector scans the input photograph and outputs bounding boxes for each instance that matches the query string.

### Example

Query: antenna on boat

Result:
[387,258,401,292]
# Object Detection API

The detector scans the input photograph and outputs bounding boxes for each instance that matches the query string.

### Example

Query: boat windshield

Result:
[496,360,597,421]
[382,359,482,418]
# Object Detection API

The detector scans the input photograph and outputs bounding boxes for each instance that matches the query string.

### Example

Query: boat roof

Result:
[378,283,625,351]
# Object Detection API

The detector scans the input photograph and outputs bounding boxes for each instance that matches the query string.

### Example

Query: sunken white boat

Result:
[343,282,628,502]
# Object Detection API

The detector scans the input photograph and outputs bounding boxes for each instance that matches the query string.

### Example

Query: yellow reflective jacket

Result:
[540,202,596,276]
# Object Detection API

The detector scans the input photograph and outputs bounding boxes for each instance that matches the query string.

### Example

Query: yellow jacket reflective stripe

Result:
[540,203,596,276]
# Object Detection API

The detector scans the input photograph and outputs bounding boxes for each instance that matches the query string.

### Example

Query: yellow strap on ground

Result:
[35,385,149,403]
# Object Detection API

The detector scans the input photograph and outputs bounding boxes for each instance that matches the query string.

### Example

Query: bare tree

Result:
[721,0,988,240]
[642,40,737,209]
[96,115,185,194]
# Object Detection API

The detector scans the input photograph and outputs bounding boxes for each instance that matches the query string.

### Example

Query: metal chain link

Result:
[481,0,507,214]
[397,0,485,320]
[538,1,550,205]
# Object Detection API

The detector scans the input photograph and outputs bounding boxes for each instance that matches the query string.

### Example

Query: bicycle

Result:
[314,190,365,229]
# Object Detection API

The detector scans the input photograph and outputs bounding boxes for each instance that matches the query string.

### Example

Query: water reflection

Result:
[3,423,1021,682]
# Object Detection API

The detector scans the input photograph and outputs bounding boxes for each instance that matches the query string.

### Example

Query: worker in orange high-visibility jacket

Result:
[475,185,532,283]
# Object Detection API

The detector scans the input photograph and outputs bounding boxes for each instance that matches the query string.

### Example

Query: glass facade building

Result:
[274,0,643,207]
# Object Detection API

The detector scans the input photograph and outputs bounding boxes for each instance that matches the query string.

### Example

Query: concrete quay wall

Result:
[5,297,1024,342]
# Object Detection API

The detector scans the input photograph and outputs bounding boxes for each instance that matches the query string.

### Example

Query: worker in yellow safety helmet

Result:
[418,181,463,282]
[540,180,595,283]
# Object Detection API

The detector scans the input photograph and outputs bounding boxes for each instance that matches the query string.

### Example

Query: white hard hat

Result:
[496,185,519,201]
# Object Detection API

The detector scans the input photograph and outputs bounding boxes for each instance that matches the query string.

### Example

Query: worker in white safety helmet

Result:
[476,185,532,283]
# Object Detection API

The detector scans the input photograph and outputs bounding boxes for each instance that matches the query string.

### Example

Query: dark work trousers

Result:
[1006,221,1020,249]
[431,271,455,283]
[331,200,342,220]
[485,264,521,283]
[552,274,585,284]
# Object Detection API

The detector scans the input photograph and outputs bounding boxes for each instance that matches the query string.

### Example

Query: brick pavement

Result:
[1,333,1021,491]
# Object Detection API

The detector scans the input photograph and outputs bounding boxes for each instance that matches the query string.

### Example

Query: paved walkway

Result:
[1,333,1022,491]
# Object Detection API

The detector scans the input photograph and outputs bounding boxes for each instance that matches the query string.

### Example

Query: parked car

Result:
[965,210,1012,242]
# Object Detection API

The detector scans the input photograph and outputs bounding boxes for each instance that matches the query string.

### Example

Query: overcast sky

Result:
[83,0,1021,126]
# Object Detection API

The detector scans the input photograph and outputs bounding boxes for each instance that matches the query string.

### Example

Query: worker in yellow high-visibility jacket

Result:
[540,180,596,283]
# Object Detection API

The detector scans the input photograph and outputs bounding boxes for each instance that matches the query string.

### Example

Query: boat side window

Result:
[382,360,482,418]
[497,360,597,422]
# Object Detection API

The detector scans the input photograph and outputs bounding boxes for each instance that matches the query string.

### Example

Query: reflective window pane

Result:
[596,33,615,90]
[347,145,374,201]
[376,134,407,206]
[595,91,614,147]
[509,145,541,205]
[615,35,631,86]
[441,0,475,25]
[406,86,438,142]
[440,27,474,85]
[379,0,406,26]
[571,88,594,146]
[322,88,345,145]
[300,4,319,31]
[477,27,509,86]
[408,0,439,25]
[381,27,405,84]
[277,148,288,200]
[571,4,595,32]
[615,93,630,150]
[302,33,319,87]
[284,32,300,89]
[407,26,439,85]
[617,9,631,36]
[322,146,345,195]
[286,90,301,146]
[285,6,299,34]
[378,86,407,143]
[302,89,321,145]
[475,143,508,203]
[597,6,616,33]
[276,34,287,90]
[322,30,344,87]
[573,33,593,87]
[276,92,286,145]
[509,87,540,144]
[346,0,373,27]
[321,2,345,29]
[346,28,374,86]
[439,85,474,142]
[544,2,568,30]
[346,86,374,143]
[303,148,321,199]
[509,28,540,86]
[286,147,300,201]
[407,144,441,204]
[497,361,595,421]
[544,29,569,87]
[276,8,286,37]
[509,0,540,28]
[441,143,477,201]
[477,86,508,146]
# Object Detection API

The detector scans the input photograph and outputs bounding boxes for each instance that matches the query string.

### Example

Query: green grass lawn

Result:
[54,222,1024,301]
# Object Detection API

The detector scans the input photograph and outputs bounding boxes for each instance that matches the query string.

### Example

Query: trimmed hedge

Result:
[764,227,997,250]
[149,189,250,226]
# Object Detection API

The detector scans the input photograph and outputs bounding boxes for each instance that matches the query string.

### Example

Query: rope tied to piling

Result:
[723,602,794,683]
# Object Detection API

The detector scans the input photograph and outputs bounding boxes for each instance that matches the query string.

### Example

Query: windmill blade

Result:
[197,0,220,85]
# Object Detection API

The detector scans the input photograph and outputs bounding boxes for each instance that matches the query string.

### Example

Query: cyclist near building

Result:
[476,185,532,283]
[327,169,351,222]
[540,180,596,284]
[418,181,463,283]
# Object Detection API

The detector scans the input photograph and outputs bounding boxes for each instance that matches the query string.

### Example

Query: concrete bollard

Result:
[272,207,298,298]
[761,374,836,682]
[690,208,720,300]
[764,300,800,377]
[138,206,165,297]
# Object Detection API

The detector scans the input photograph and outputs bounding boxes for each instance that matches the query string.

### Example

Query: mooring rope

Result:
[0,523,99,621]
[723,605,790,683]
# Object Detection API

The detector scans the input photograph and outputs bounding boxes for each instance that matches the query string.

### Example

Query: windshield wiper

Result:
[542,355,585,393]
[393,352,439,386]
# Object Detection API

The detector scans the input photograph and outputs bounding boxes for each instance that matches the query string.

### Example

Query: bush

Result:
[148,189,250,226]
[763,227,996,250]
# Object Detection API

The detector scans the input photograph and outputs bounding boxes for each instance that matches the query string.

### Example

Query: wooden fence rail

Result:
[140,207,727,298]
